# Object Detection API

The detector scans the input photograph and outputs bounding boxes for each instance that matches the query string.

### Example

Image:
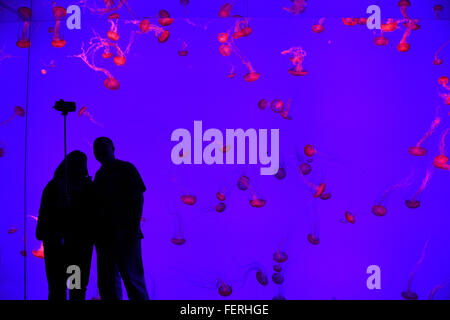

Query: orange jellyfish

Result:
[438,76,450,90]
[398,0,411,19]
[219,44,232,56]
[32,242,44,259]
[405,168,433,209]
[171,237,186,245]
[433,4,444,19]
[304,144,315,157]
[181,194,197,205]
[397,24,412,52]
[409,114,441,156]
[73,32,120,90]
[1,106,25,126]
[237,175,250,190]
[51,6,67,48]
[307,233,320,245]
[78,106,103,127]
[374,33,389,46]
[381,18,398,32]
[281,47,307,76]
[343,211,356,224]
[217,32,229,43]
[8,227,18,234]
[106,12,120,41]
[249,194,266,208]
[275,167,286,180]
[320,192,331,200]
[216,191,226,201]
[215,202,226,213]
[283,0,307,15]
[240,263,269,287]
[218,3,232,18]
[433,129,450,170]
[217,280,232,297]
[342,18,358,26]
[312,18,325,33]
[272,272,284,285]
[16,7,31,48]
[299,163,312,175]
[433,40,450,65]
[271,99,284,113]
[402,239,429,300]
[273,249,288,263]
[258,99,268,110]
[178,41,188,56]
[372,170,414,216]
[158,10,174,27]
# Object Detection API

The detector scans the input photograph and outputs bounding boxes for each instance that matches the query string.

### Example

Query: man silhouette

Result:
[93,137,149,300]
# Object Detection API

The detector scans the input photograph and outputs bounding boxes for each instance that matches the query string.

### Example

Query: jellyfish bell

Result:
[217,33,229,43]
[108,13,120,20]
[320,192,331,200]
[256,270,268,286]
[312,24,324,33]
[158,10,174,26]
[178,50,188,56]
[8,227,18,234]
[218,3,232,18]
[397,42,410,52]
[51,39,66,48]
[171,237,186,245]
[217,282,232,297]
[258,99,268,110]
[14,106,25,117]
[273,294,286,300]
[381,20,397,32]
[158,30,170,43]
[313,183,326,198]
[78,106,87,117]
[304,144,315,157]
[275,167,286,180]
[52,6,67,19]
[288,68,308,76]
[273,264,282,272]
[272,273,284,285]
[405,199,420,209]
[358,17,368,25]
[401,290,418,300]
[249,198,266,208]
[342,18,358,26]
[307,233,320,245]
[107,30,120,41]
[374,36,389,46]
[102,51,113,59]
[181,195,197,205]
[433,58,443,66]
[219,44,232,56]
[398,0,411,8]
[408,146,427,156]
[433,155,449,169]
[273,250,288,263]
[113,56,126,66]
[271,100,284,113]
[216,192,226,201]
[299,163,312,175]
[32,244,44,259]
[104,77,120,90]
[244,72,260,82]
[215,202,226,212]
[16,40,30,48]
[345,211,356,224]
[140,19,151,33]
[18,7,32,20]
[372,204,387,217]
[237,176,250,190]
[438,76,449,86]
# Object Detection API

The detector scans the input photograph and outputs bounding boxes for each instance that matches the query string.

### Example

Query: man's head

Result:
[94,137,115,164]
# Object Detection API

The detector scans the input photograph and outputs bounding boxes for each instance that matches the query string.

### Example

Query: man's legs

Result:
[116,237,149,300]
[96,239,122,300]
[43,240,67,300]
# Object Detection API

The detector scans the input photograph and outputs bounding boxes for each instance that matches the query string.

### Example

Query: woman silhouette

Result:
[36,150,94,300]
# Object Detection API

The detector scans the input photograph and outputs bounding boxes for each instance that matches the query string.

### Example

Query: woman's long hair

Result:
[54,150,88,180]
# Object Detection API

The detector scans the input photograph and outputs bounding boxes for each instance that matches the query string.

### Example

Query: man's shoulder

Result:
[115,159,138,171]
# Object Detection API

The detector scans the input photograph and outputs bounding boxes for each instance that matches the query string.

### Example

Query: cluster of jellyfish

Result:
[217,4,260,82]
[258,98,294,120]
[343,0,422,53]
[73,2,173,90]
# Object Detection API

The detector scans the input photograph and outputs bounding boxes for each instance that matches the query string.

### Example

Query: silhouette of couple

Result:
[36,137,149,300]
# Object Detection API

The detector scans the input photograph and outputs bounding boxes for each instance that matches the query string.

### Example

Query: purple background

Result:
[1,0,450,300]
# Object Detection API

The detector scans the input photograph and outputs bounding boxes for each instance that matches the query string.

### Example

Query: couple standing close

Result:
[36,137,149,300]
